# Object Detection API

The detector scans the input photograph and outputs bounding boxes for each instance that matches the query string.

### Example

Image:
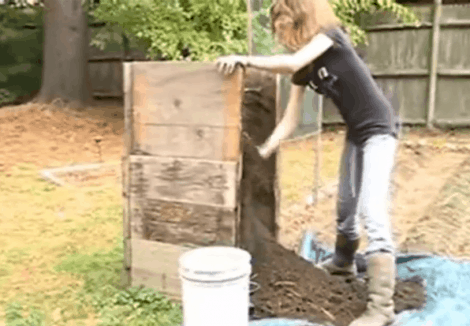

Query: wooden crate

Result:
[122,62,244,300]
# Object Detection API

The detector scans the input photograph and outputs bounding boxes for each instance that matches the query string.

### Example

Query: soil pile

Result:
[249,233,426,326]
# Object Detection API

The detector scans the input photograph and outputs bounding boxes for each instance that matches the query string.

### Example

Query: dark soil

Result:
[249,235,426,326]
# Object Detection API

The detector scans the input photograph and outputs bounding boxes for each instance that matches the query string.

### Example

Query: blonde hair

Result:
[270,0,340,52]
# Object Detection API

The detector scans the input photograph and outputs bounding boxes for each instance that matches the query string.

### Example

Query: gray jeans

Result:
[336,133,397,256]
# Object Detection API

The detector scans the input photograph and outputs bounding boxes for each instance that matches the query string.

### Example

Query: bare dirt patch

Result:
[0,100,124,172]
[403,156,470,258]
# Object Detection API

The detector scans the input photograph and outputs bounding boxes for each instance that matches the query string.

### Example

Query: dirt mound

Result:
[250,236,426,326]
[0,101,123,171]
[403,156,470,257]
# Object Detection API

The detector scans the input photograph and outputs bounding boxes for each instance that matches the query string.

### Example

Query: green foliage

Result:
[5,241,182,326]
[0,3,43,104]
[98,287,182,326]
[91,0,420,59]
[5,302,45,326]
[331,0,421,45]
[91,0,249,61]
[55,243,124,292]
[250,0,421,54]
[251,0,286,55]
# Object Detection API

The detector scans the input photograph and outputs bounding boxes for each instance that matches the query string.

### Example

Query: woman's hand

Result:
[256,143,273,160]
[216,55,248,75]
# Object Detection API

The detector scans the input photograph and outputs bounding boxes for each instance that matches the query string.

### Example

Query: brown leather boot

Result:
[349,253,396,326]
[317,233,359,277]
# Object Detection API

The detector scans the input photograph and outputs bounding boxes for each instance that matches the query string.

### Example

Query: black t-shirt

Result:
[291,28,399,145]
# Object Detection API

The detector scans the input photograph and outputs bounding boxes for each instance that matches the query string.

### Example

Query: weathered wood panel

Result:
[438,29,470,70]
[141,199,236,246]
[133,124,240,161]
[322,78,429,124]
[441,4,470,25]
[124,62,244,297]
[122,63,133,287]
[435,78,470,124]
[375,78,429,123]
[365,29,431,73]
[130,155,238,208]
[132,62,243,127]
[131,239,193,301]
[129,158,146,239]
[89,61,123,97]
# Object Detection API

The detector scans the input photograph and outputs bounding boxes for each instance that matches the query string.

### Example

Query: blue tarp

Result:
[250,231,470,326]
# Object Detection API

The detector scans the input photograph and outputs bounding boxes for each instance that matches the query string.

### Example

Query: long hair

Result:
[270,0,340,52]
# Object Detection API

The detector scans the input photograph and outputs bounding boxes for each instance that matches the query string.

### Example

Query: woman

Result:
[216,0,399,326]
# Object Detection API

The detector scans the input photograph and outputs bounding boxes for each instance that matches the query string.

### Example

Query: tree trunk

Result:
[36,0,92,106]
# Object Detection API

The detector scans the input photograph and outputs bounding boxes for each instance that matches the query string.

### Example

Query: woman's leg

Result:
[357,134,396,256]
[350,134,397,326]
[336,138,362,244]
[318,137,362,275]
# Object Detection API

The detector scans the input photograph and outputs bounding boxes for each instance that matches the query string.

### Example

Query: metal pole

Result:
[427,0,442,129]
[246,0,253,55]
[274,73,282,240]
[314,95,324,206]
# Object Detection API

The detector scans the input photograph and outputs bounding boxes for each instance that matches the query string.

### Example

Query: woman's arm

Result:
[248,33,334,73]
[257,83,305,159]
[216,33,334,75]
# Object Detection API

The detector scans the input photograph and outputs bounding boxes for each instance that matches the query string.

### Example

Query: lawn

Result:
[2,102,470,325]
[0,104,182,326]
[0,162,182,326]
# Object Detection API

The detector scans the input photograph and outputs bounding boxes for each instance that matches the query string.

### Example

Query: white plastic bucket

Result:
[179,246,252,326]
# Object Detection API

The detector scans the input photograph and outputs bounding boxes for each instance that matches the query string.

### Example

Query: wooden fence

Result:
[323,3,470,129]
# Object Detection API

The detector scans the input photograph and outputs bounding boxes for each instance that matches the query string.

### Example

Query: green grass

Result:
[0,163,182,326]
[4,242,183,326]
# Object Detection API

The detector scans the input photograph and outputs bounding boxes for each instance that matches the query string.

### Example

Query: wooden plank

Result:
[139,199,236,246]
[434,119,470,127]
[438,29,470,71]
[372,69,470,77]
[223,67,244,160]
[364,22,432,31]
[131,239,193,301]
[122,62,133,287]
[441,5,470,26]
[438,69,470,76]
[435,78,470,123]
[123,62,134,157]
[129,158,146,239]
[131,62,243,127]
[133,124,240,161]
[427,0,442,128]
[365,29,431,73]
[371,69,429,76]
[89,61,123,98]
[130,155,238,208]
